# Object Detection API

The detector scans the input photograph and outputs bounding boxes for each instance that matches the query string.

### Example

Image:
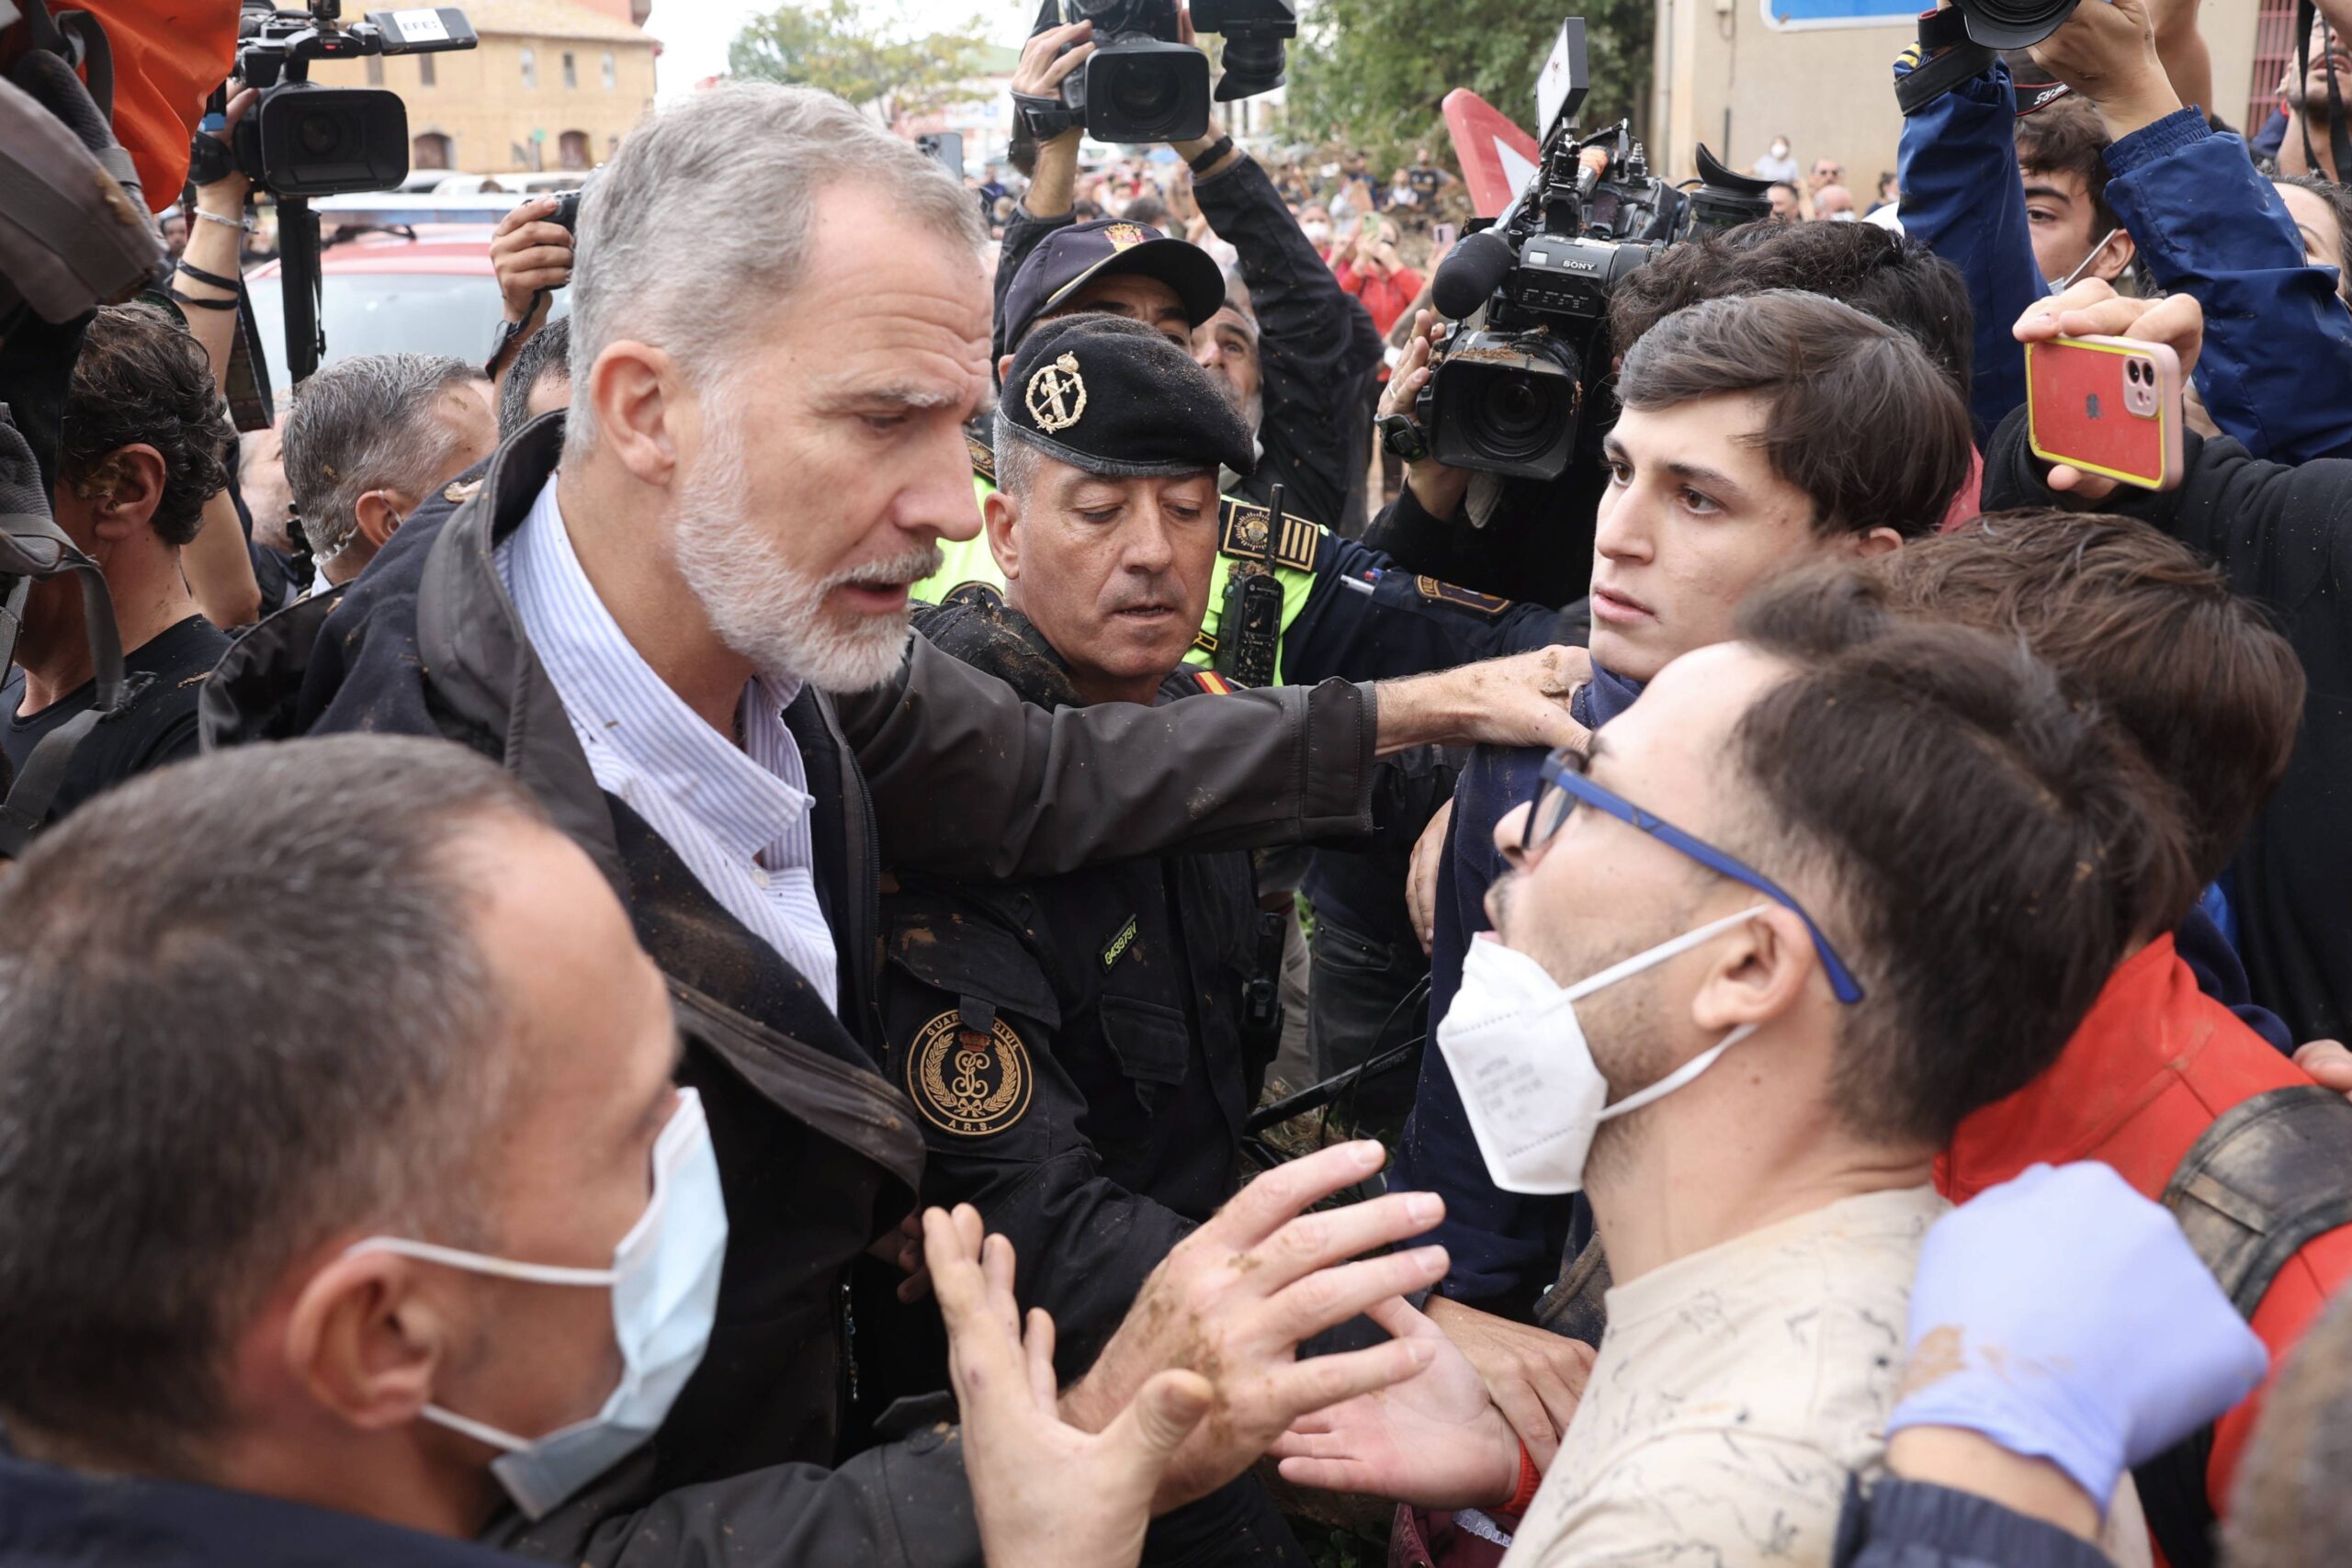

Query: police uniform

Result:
[881,319,1306,1568]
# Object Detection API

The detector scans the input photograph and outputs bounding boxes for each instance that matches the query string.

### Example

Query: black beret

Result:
[998,313,1255,480]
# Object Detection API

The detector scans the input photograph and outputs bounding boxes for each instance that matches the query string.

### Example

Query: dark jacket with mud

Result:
[882,592,1272,1380]
[198,414,1386,1566]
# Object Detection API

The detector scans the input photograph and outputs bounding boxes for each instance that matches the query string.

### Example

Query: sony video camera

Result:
[1415,19,1772,482]
[229,1,478,197]
[1028,0,1295,145]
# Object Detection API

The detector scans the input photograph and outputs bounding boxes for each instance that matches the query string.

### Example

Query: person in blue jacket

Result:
[1895,0,2352,460]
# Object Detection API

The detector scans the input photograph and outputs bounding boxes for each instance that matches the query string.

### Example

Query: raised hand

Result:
[929,1206,1212,1568]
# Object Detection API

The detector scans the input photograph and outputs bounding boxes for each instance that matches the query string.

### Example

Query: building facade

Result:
[314,0,658,175]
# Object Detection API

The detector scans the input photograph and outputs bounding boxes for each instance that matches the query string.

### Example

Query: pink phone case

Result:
[2026,334,2187,491]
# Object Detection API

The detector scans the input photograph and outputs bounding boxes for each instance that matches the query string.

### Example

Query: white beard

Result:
[670,409,941,694]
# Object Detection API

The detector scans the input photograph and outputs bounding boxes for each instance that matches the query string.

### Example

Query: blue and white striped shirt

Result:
[498,476,841,1010]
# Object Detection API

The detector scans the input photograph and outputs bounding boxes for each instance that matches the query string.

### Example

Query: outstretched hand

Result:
[1059,1140,1453,1512]
[1271,1296,1522,1508]
[929,1206,1211,1568]
[1374,646,1593,758]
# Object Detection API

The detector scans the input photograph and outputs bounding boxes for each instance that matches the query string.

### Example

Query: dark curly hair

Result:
[60,303,232,548]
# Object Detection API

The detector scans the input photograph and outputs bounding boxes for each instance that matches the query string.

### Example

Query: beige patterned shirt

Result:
[1499,1184,2150,1568]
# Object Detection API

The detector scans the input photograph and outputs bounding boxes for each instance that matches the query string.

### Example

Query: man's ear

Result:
[1688,906,1815,1039]
[2092,228,2138,283]
[278,1247,449,1434]
[584,340,688,489]
[983,487,1023,581]
[996,352,1016,385]
[82,445,167,543]
[352,489,413,553]
[1851,525,1905,558]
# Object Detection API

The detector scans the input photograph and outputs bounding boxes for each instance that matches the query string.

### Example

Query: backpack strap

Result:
[2133,1085,2352,1568]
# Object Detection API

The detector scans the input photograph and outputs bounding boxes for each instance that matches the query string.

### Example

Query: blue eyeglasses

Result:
[1523,747,1867,1005]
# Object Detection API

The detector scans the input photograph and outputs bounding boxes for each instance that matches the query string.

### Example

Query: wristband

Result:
[167,288,238,311]
[1187,134,1235,175]
[1506,1442,1541,1513]
[193,209,254,232]
[175,260,240,292]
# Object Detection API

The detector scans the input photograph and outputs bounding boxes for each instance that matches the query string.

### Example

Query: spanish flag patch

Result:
[1193,671,1236,695]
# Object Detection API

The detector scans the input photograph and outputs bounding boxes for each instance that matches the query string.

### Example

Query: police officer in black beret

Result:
[874,314,1308,1566]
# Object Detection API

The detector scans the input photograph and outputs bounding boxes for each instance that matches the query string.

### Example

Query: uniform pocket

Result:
[1098,995,1192,1089]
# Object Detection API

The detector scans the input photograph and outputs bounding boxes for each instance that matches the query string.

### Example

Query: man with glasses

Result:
[1385,290,1974,1450]
[1266,594,2188,1568]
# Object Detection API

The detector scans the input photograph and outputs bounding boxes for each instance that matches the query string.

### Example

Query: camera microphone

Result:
[1431,229,1515,320]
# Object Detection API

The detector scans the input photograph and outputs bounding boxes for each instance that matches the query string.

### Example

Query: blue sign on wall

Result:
[1761,0,1918,28]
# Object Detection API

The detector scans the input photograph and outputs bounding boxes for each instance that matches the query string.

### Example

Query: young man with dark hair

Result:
[1375,215,1982,600]
[2,302,232,824]
[1272,599,2184,1568]
[2012,97,2137,288]
[1390,293,1975,1396]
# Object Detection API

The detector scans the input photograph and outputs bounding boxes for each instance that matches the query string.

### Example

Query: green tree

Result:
[1286,0,1652,173]
[729,0,994,119]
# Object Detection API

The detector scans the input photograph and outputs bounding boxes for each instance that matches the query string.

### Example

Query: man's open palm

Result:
[1270,1296,1523,1508]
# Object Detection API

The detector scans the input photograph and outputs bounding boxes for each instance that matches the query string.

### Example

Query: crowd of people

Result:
[16,0,2352,1565]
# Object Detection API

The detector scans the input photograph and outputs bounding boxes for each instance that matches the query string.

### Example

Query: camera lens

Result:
[1471,371,1566,461]
[1108,63,1179,128]
[292,107,347,160]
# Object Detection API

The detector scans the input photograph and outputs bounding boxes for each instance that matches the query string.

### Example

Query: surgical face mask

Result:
[1435,909,1766,1195]
[1302,220,1331,244]
[347,1088,729,1519]
[1770,141,1790,159]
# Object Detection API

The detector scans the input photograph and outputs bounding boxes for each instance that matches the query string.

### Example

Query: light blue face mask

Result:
[346,1087,729,1520]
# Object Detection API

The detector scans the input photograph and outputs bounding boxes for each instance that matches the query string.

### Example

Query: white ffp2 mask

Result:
[1435,909,1766,1194]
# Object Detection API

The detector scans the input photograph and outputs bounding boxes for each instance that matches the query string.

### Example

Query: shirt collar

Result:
[508,476,814,862]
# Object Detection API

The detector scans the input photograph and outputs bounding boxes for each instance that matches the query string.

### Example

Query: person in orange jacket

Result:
[1843,511,2342,1565]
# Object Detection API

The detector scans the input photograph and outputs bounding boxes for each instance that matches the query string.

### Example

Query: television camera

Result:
[1410,20,1773,482]
[207,2,478,385]
[1019,0,1296,148]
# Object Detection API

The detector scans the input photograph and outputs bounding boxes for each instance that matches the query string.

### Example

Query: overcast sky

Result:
[645,0,1040,99]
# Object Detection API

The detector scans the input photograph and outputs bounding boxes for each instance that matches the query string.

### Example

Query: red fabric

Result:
[1335,260,1425,340]
[9,1,239,210]
[1939,936,2352,1518]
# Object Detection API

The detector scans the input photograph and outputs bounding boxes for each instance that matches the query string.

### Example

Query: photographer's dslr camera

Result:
[224,1,478,197]
[1018,0,1295,146]
[1411,19,1772,482]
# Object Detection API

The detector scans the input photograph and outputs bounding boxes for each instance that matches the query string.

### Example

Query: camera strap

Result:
[1894,9,1996,117]
[1012,90,1084,141]
[2297,0,2352,184]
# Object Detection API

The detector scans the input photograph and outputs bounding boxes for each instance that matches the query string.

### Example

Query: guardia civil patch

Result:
[908,1010,1034,1136]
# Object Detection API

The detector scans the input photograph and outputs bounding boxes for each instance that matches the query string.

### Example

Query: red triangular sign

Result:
[1443,88,1542,220]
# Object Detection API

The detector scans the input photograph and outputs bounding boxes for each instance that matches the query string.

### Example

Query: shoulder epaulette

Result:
[967,431,997,484]
[1217,495,1319,575]
[1192,670,1236,694]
